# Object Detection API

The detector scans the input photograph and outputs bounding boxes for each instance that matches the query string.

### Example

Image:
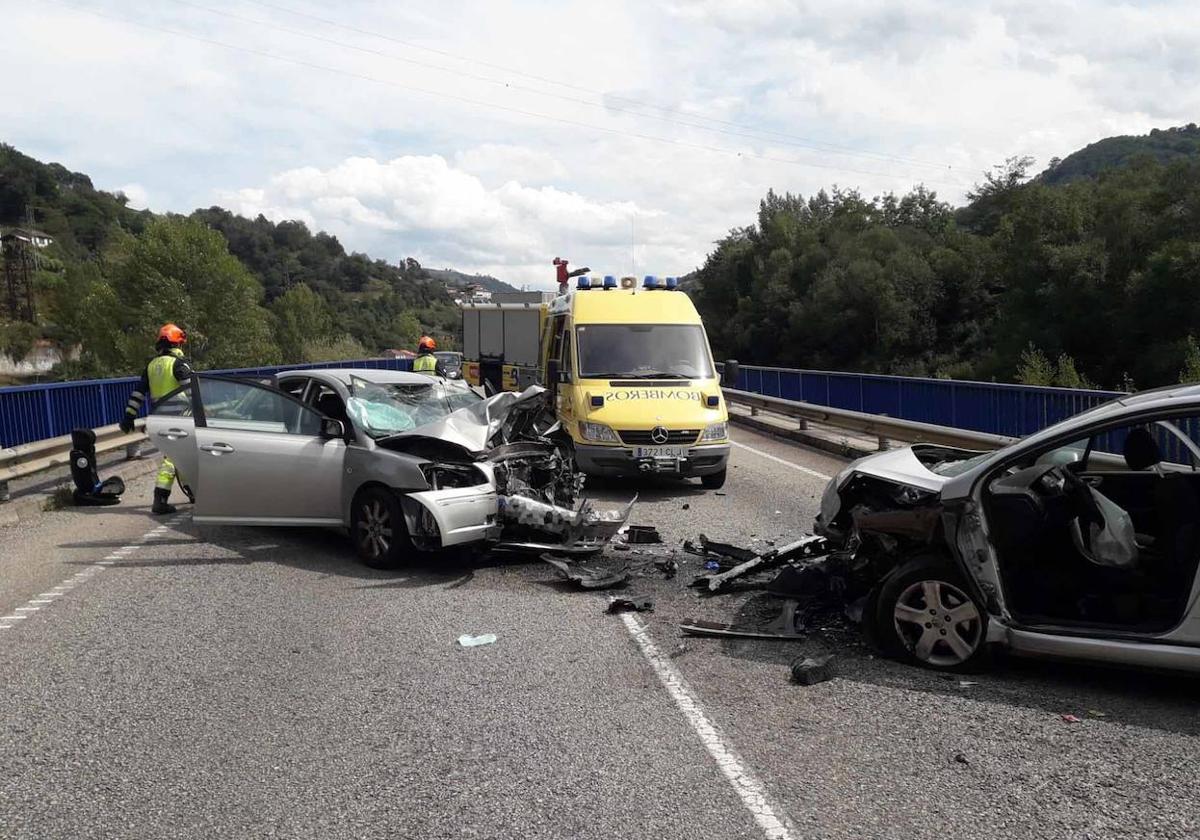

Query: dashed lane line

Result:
[0,513,187,632]
[730,439,834,481]
[620,614,798,840]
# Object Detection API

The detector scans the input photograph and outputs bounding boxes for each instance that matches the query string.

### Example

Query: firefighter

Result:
[119,323,193,515]
[413,335,445,376]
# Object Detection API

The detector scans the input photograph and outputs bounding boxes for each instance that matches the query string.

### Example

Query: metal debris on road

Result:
[1061,714,1082,724]
[540,554,631,590]
[790,654,835,685]
[457,633,497,648]
[954,753,970,765]
[690,534,828,594]
[681,601,806,640]
[606,597,654,614]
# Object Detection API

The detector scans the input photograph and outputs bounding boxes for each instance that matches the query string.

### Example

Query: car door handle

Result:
[157,428,189,439]
[199,442,235,454]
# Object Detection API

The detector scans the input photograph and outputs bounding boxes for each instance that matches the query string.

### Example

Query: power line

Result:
[48,0,967,190]
[172,0,964,179]
[239,0,958,174]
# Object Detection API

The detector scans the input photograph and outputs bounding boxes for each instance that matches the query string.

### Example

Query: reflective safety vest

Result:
[413,353,438,373]
[147,348,186,399]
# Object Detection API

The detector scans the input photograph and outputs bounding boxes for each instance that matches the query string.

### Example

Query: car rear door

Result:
[191,376,346,525]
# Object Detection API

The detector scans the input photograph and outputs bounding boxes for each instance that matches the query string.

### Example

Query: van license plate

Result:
[635,446,688,459]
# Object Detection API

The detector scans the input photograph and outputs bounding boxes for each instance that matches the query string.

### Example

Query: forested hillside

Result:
[0,144,463,379]
[1040,124,1200,186]
[692,134,1200,391]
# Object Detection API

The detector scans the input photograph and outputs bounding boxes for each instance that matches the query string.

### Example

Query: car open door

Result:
[144,383,201,497]
[189,376,347,526]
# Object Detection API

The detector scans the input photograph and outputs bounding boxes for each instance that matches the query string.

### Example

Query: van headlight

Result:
[579,421,620,443]
[700,422,727,442]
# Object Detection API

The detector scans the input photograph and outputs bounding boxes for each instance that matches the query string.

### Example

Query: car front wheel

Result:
[351,487,412,569]
[875,555,988,671]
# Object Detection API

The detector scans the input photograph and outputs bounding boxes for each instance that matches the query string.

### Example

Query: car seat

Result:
[1122,427,1200,595]
[315,392,351,428]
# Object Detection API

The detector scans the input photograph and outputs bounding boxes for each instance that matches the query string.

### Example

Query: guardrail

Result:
[723,389,1016,451]
[728,364,1123,439]
[0,421,148,501]
[0,357,413,450]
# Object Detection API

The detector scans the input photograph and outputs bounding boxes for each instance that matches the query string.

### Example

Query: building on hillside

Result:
[383,348,417,359]
[0,228,54,248]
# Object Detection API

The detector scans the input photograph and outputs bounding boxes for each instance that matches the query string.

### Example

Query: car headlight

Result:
[889,483,936,505]
[579,421,620,443]
[700,422,728,442]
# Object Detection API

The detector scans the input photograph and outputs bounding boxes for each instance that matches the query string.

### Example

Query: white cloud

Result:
[118,183,150,211]
[3,0,1199,285]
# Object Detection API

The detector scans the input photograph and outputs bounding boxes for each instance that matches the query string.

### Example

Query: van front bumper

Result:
[573,443,730,477]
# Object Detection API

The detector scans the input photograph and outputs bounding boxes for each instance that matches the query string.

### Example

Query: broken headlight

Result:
[421,463,488,490]
[579,421,619,443]
[700,422,728,442]
[888,483,937,506]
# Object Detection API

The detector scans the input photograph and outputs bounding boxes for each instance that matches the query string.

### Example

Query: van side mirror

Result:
[321,418,346,440]
[722,359,739,388]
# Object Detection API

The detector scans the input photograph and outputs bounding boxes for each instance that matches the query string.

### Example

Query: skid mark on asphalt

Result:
[0,513,188,632]
[731,440,833,481]
[621,614,797,840]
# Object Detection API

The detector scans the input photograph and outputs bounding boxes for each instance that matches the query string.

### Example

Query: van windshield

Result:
[576,324,715,379]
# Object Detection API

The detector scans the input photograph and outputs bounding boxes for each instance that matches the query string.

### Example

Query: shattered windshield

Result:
[576,324,715,379]
[346,376,482,438]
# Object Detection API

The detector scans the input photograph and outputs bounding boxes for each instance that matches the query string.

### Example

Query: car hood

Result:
[379,386,549,455]
[840,446,950,493]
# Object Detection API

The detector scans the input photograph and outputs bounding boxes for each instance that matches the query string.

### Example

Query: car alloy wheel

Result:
[892,579,983,667]
[356,498,393,560]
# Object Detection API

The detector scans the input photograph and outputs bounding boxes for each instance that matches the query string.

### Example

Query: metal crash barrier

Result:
[0,421,148,502]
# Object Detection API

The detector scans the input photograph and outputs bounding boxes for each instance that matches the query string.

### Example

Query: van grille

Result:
[619,429,700,446]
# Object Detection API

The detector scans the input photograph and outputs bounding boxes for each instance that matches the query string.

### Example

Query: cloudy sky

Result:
[4,0,1199,288]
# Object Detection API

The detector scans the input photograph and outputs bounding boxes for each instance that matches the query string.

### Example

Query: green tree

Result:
[272,283,333,363]
[1016,344,1055,385]
[111,217,280,371]
[302,333,370,363]
[1180,336,1200,384]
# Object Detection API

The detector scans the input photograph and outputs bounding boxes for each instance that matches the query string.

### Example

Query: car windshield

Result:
[435,352,462,368]
[346,375,481,437]
[576,324,714,379]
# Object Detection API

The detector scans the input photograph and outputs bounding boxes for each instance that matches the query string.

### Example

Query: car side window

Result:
[1082,419,1200,473]
[279,377,309,401]
[152,385,193,417]
[198,378,322,436]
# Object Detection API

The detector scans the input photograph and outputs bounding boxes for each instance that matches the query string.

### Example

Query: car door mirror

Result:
[722,359,739,388]
[321,418,346,440]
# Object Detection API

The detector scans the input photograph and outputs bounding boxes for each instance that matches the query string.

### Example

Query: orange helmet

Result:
[157,323,186,345]
[418,335,436,351]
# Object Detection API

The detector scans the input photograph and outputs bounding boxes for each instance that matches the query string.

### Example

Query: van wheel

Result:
[351,487,412,569]
[700,468,727,490]
[875,555,989,672]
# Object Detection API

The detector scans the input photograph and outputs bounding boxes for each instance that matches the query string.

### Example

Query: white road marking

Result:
[620,614,797,840]
[731,439,833,481]
[0,514,188,633]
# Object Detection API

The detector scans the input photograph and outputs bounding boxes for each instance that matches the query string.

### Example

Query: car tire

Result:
[874,555,989,672]
[700,467,727,490]
[351,487,412,570]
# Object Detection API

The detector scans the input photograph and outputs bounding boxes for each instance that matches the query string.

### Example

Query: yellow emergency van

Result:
[461,276,731,488]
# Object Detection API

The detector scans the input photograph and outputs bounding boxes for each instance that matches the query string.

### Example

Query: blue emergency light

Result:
[642,275,658,289]
[603,275,617,289]
[577,276,591,290]
[665,276,679,290]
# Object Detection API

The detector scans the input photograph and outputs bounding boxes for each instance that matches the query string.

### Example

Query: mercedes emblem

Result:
[650,425,669,444]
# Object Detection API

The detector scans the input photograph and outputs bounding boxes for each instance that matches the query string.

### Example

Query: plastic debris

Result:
[705,560,721,571]
[790,654,836,685]
[541,555,630,589]
[457,633,497,648]
[958,680,979,688]
[681,503,690,510]
[1087,709,1107,718]
[1061,714,1082,724]
[626,525,663,544]
[954,753,970,765]
[606,597,654,614]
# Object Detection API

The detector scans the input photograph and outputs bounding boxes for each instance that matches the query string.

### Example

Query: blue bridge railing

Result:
[730,364,1124,440]
[0,357,412,449]
[3,358,1128,451]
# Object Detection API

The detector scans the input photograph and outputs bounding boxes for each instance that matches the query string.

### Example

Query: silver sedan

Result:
[146,369,629,567]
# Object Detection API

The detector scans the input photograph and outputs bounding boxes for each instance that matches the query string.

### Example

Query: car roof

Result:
[279,368,434,387]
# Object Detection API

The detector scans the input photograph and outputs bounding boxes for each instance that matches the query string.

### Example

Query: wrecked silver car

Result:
[816,384,1200,673]
[145,369,632,568]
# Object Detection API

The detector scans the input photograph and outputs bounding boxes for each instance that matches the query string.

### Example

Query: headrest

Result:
[1123,427,1162,472]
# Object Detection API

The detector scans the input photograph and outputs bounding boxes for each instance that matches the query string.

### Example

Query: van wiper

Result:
[621,371,691,379]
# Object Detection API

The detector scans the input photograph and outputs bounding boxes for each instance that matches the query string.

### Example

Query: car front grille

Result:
[618,429,700,446]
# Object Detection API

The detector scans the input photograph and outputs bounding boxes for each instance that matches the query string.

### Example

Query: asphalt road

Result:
[2,427,1199,839]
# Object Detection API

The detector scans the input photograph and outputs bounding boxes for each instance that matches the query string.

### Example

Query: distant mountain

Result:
[1040,124,1200,185]
[425,267,519,293]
